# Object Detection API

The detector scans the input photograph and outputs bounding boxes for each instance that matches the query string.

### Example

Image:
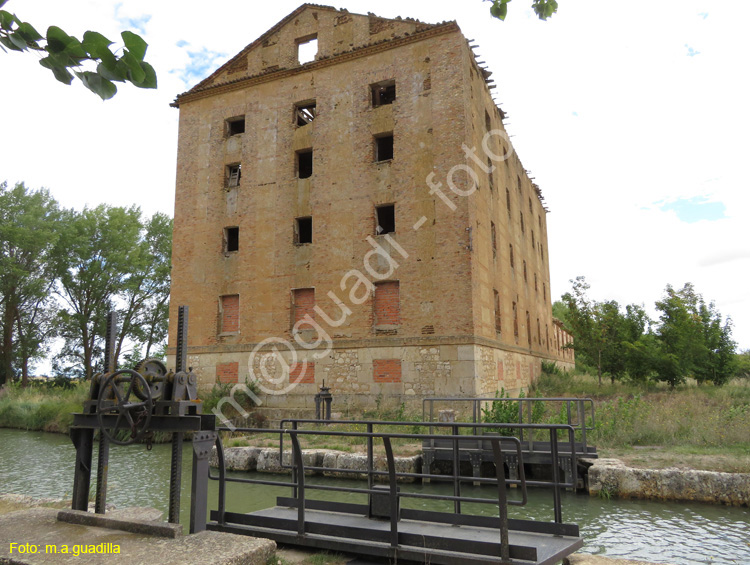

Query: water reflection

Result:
[1,429,748,565]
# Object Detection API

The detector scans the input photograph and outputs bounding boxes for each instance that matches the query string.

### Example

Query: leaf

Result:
[121,30,147,61]
[82,31,116,69]
[75,71,117,100]
[130,61,157,89]
[39,58,74,84]
[46,25,72,53]
[121,50,146,83]
[0,34,23,51]
[96,61,127,83]
[8,30,28,50]
[16,21,42,42]
[0,9,17,30]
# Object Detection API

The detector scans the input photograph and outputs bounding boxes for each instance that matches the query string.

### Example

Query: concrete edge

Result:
[56,509,183,538]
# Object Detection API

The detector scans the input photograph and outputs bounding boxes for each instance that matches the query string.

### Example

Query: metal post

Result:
[290,432,306,537]
[95,311,118,514]
[550,430,562,524]
[215,436,226,525]
[490,439,510,563]
[366,422,374,517]
[382,437,399,550]
[452,424,461,515]
[71,428,94,511]
[169,432,183,523]
[291,421,298,499]
[578,399,587,451]
[190,430,217,534]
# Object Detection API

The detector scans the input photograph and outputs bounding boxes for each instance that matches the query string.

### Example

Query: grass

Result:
[0,381,89,433]
[530,370,750,472]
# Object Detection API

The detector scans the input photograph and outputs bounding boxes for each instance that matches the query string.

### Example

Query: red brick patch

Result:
[373,359,401,383]
[290,361,315,384]
[216,361,239,383]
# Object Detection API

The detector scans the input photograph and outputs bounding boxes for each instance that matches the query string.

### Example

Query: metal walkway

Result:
[422,397,598,488]
[203,423,584,565]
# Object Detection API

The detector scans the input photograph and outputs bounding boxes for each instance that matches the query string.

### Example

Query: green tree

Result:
[52,205,143,379]
[654,283,736,386]
[113,212,172,365]
[0,0,156,100]
[0,182,61,387]
[561,277,648,385]
[489,0,559,21]
[734,350,750,379]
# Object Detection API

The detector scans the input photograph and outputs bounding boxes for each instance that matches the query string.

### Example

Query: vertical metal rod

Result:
[94,435,109,514]
[452,424,461,515]
[382,437,399,549]
[290,432,306,536]
[71,428,94,511]
[169,431,184,523]
[291,421,299,499]
[490,439,510,563]
[215,436,226,525]
[518,401,524,444]
[550,430,562,524]
[526,400,534,452]
[367,422,374,517]
[94,311,118,514]
[579,399,587,451]
[569,425,578,492]
[176,306,188,373]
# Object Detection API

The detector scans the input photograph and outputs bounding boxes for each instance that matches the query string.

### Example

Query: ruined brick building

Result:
[168,4,574,414]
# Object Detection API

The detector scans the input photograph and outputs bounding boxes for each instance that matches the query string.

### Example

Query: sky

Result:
[1,0,748,351]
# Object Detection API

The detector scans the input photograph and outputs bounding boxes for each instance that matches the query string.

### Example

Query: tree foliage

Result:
[0,182,61,387]
[0,182,172,386]
[0,0,156,100]
[489,0,559,21]
[561,277,737,387]
[52,205,172,380]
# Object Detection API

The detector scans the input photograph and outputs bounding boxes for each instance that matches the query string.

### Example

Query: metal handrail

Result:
[208,426,535,560]
[209,423,576,520]
[422,396,596,453]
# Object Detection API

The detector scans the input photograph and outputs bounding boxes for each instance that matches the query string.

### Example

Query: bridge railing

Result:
[422,396,596,454]
[209,421,576,533]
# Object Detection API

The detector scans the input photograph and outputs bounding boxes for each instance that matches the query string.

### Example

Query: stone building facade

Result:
[168,4,574,415]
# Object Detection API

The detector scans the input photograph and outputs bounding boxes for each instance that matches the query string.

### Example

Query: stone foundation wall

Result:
[171,340,573,419]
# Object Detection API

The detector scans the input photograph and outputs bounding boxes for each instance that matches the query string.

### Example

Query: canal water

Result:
[1,428,748,565]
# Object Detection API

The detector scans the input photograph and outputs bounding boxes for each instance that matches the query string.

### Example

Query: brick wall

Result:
[373,359,401,383]
[293,288,315,324]
[216,361,239,383]
[290,361,315,384]
[221,295,239,333]
[374,281,400,326]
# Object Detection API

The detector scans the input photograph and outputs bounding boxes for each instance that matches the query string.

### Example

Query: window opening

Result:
[526,311,532,346]
[513,301,519,339]
[491,221,497,258]
[520,211,525,234]
[295,217,313,244]
[375,134,394,162]
[517,174,522,192]
[376,204,395,234]
[225,227,239,252]
[534,273,538,291]
[532,230,535,249]
[295,101,316,127]
[485,110,491,132]
[226,164,241,188]
[488,156,494,191]
[537,318,542,345]
[297,36,318,64]
[371,80,396,107]
[509,244,514,269]
[529,197,533,213]
[494,289,502,333]
[226,116,245,136]
[506,188,511,217]
[297,150,313,179]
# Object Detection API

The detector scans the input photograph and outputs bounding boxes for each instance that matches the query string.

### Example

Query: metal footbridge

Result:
[205,420,584,565]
